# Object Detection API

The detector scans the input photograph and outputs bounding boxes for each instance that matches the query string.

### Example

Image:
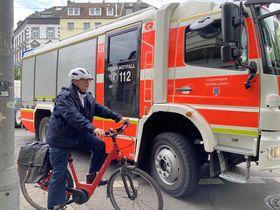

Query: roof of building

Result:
[14,1,150,33]
[28,6,66,18]
[61,1,149,19]
[14,6,66,34]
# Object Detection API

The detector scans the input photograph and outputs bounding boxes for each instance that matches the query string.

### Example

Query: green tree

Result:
[14,64,20,80]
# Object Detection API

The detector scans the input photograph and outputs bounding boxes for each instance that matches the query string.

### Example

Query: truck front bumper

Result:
[259,131,280,171]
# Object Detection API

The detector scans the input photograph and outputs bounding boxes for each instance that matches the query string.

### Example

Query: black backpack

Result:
[17,141,50,183]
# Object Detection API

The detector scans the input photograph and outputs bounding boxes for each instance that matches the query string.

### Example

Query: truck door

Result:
[173,13,260,152]
[104,25,141,117]
[255,7,280,170]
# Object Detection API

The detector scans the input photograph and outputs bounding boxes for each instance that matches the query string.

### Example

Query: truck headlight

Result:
[268,145,280,159]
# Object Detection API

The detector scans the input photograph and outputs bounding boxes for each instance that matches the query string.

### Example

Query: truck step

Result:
[219,171,248,184]
[215,144,253,156]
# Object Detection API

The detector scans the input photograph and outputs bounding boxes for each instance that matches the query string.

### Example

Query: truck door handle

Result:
[176,87,192,92]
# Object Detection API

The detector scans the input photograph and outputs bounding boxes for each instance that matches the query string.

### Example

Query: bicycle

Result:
[20,123,163,210]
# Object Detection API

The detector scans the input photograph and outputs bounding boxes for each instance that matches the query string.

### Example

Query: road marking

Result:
[198,176,268,185]
[272,177,280,183]
[246,177,266,184]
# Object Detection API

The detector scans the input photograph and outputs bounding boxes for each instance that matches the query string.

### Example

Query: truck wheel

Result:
[151,132,200,197]
[39,117,50,142]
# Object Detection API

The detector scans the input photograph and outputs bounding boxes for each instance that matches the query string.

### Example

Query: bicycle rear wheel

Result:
[108,166,163,210]
[20,169,73,210]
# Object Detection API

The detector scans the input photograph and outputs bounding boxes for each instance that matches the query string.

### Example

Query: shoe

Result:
[50,204,67,210]
[86,173,108,186]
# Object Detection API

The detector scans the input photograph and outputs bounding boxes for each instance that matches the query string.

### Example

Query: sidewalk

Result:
[20,195,71,210]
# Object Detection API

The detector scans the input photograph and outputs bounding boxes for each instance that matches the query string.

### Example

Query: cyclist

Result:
[46,67,130,210]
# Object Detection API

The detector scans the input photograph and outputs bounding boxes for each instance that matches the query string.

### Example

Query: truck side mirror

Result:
[221,2,243,63]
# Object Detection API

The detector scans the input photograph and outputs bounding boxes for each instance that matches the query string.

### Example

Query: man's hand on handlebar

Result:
[93,128,105,138]
[120,117,130,125]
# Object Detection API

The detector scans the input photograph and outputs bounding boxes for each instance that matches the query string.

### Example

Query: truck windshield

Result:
[258,7,280,75]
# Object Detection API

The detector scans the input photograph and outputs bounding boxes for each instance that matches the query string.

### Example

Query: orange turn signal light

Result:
[186,111,192,117]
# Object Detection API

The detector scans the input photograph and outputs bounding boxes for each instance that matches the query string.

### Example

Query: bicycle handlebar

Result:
[104,122,129,138]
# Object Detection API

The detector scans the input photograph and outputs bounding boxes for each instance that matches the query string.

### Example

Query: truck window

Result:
[258,8,280,75]
[105,28,140,117]
[184,20,248,69]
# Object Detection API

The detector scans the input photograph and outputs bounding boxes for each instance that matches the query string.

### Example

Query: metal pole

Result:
[0,0,20,209]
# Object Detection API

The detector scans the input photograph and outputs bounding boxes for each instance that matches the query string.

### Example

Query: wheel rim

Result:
[15,110,21,125]
[154,145,180,185]
[20,181,49,210]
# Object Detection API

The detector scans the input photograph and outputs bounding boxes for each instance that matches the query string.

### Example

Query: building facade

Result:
[14,1,150,64]
[60,0,149,39]
[14,7,64,65]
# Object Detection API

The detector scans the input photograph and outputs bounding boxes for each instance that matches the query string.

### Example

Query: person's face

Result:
[73,79,91,92]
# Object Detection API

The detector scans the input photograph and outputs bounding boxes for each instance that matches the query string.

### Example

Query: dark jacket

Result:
[46,84,122,148]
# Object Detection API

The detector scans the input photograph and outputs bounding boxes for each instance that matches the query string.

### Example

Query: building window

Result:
[67,22,74,31]
[68,8,80,16]
[95,22,102,26]
[89,7,101,16]
[83,22,90,30]
[25,29,28,39]
[107,8,114,16]
[46,27,55,39]
[31,27,40,39]
[125,8,133,15]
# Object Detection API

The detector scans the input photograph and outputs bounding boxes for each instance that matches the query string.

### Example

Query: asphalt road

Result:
[15,128,280,210]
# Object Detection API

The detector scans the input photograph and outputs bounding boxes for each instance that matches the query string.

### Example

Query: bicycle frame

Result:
[68,136,122,197]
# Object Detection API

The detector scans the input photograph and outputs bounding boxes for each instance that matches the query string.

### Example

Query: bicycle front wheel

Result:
[108,166,163,210]
[20,169,73,210]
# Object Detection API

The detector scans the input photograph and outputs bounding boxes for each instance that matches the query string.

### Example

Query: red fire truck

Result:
[21,0,280,197]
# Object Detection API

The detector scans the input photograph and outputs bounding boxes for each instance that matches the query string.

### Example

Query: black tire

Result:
[108,167,163,210]
[20,169,73,210]
[39,117,50,142]
[151,132,200,197]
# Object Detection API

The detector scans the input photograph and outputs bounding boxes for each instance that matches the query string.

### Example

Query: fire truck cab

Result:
[21,0,280,197]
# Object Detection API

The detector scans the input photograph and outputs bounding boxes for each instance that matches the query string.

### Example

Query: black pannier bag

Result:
[17,141,50,183]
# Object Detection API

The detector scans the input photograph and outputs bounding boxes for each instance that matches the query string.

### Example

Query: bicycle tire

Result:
[20,169,73,210]
[108,166,163,210]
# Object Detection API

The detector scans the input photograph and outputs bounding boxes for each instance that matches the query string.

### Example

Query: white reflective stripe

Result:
[97,67,249,82]
[190,104,259,112]
[140,68,154,80]
[21,118,34,123]
[174,66,249,79]
[96,74,104,83]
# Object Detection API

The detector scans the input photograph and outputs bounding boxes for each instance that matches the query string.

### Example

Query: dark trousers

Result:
[47,134,106,209]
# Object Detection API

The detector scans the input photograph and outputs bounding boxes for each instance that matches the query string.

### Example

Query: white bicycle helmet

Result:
[69,67,93,81]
